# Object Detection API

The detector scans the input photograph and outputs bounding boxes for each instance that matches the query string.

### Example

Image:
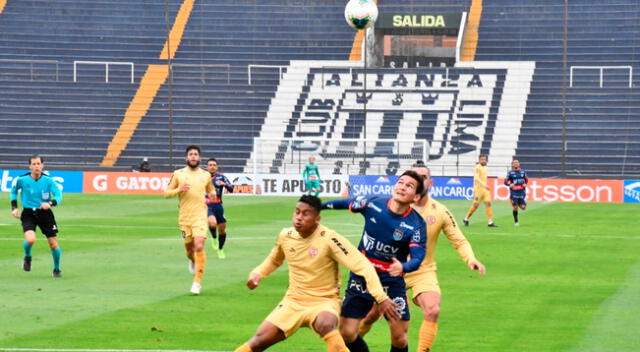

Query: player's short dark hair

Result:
[207,157,218,163]
[412,159,426,168]
[400,170,425,196]
[185,145,201,155]
[298,195,322,214]
[28,154,43,164]
[479,154,487,159]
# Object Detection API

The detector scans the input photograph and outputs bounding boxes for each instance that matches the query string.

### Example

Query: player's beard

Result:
[187,159,200,169]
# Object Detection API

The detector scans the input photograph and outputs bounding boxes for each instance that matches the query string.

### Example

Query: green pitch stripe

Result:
[569,257,640,352]
[0,349,232,352]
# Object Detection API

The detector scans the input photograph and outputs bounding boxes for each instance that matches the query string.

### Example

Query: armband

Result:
[49,200,57,206]
[11,200,18,210]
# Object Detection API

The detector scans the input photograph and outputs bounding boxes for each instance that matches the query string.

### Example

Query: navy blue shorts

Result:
[341,276,410,321]
[207,203,227,224]
[510,195,527,207]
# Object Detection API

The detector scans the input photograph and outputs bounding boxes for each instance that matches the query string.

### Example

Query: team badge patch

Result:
[426,215,437,225]
[309,247,318,257]
[393,229,403,241]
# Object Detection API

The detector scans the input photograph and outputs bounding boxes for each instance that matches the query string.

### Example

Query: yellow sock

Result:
[234,342,253,352]
[486,207,493,222]
[194,250,206,283]
[358,319,373,337]
[322,330,349,352]
[417,320,438,352]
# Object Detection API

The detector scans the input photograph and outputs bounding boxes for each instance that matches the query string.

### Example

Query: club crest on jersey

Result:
[426,215,437,225]
[393,229,404,241]
[309,247,318,257]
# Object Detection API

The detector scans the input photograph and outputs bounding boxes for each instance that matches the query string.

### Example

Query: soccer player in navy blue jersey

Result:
[206,158,234,258]
[10,155,63,277]
[504,159,529,226]
[322,170,427,352]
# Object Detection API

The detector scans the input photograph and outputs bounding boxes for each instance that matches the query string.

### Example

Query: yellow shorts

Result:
[404,268,440,299]
[265,296,341,337]
[473,189,491,203]
[180,222,208,243]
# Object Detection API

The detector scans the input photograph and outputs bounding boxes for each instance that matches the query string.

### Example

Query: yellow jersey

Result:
[473,163,488,191]
[163,166,214,226]
[252,224,389,304]
[406,198,477,274]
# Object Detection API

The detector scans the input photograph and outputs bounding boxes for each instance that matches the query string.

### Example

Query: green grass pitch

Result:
[0,193,638,352]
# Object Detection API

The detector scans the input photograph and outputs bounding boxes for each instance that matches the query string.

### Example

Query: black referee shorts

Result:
[21,208,59,237]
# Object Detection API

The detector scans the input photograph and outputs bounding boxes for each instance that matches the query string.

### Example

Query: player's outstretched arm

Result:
[163,174,181,198]
[10,178,21,218]
[468,259,486,275]
[246,273,262,290]
[321,198,352,210]
[251,234,285,281]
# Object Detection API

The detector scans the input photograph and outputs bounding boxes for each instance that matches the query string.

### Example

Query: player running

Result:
[164,145,216,295]
[322,170,427,352]
[359,163,486,352]
[504,159,529,226]
[303,156,322,196]
[464,154,498,227]
[206,157,233,258]
[234,195,399,352]
[10,155,63,278]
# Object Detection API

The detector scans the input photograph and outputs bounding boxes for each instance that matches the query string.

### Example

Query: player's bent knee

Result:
[423,303,440,321]
[313,312,338,336]
[390,332,408,348]
[339,324,357,343]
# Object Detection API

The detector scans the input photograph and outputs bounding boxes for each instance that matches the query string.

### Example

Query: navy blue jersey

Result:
[505,168,528,197]
[206,173,233,204]
[323,196,427,283]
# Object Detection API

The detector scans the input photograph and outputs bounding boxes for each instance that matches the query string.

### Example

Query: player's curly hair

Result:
[298,195,322,214]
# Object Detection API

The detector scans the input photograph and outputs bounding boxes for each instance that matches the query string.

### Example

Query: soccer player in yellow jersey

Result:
[164,145,215,295]
[234,195,400,352]
[464,154,498,227]
[359,162,486,352]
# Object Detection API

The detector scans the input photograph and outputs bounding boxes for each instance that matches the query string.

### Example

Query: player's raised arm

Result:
[163,174,181,198]
[322,196,366,212]
[248,232,286,288]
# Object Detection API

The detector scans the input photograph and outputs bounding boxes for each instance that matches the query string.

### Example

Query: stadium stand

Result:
[0,0,638,177]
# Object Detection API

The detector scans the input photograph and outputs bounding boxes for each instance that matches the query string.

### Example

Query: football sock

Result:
[417,320,438,352]
[23,240,32,257]
[322,329,349,352]
[485,207,493,222]
[194,250,206,283]
[314,191,320,197]
[234,342,253,352]
[358,320,374,336]
[346,335,370,352]
[51,247,61,270]
[218,233,226,250]
[513,210,519,223]
[390,345,408,352]
[209,227,217,239]
[465,204,477,219]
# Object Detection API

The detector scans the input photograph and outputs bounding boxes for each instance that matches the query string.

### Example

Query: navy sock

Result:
[390,345,408,352]
[209,227,217,239]
[513,210,518,222]
[346,335,369,352]
[218,233,226,250]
